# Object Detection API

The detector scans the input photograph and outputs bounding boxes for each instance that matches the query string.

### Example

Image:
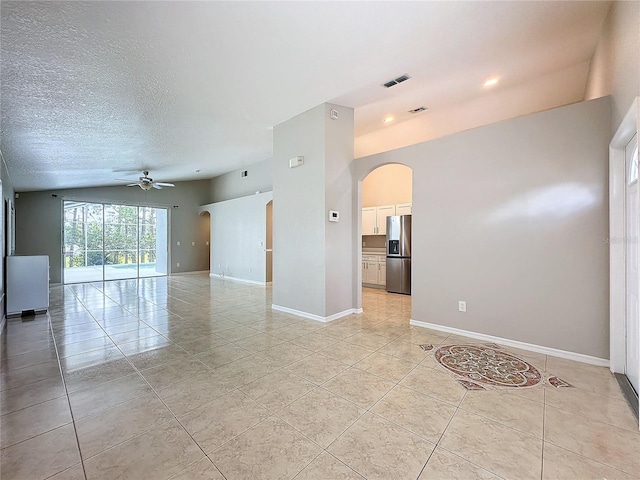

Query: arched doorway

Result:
[359,163,413,321]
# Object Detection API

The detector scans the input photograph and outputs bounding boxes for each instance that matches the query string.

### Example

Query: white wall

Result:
[208,158,273,203]
[362,164,412,207]
[585,0,640,132]
[354,97,611,359]
[201,191,273,284]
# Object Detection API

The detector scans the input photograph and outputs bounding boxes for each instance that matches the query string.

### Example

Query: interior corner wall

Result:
[324,104,354,317]
[272,105,327,317]
[208,158,273,204]
[201,191,272,284]
[353,97,611,359]
[1,155,15,323]
[14,180,211,284]
[584,0,639,133]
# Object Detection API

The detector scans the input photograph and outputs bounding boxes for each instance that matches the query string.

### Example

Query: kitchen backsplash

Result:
[362,235,386,249]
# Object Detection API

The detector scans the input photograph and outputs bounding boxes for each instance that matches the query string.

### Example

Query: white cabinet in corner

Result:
[362,253,386,286]
[362,205,396,235]
[396,203,412,215]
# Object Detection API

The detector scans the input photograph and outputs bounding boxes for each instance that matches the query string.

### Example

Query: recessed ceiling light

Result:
[384,116,394,123]
[483,77,500,88]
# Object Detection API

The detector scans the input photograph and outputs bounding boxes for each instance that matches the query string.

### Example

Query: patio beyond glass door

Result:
[63,201,168,283]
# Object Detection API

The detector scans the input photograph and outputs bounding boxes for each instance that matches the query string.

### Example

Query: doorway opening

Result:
[266,200,273,284]
[360,163,413,320]
[63,200,168,283]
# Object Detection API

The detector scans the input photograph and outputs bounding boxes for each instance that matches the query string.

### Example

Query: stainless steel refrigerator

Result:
[386,215,411,295]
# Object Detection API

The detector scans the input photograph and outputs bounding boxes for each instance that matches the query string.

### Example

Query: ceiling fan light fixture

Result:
[139,182,153,191]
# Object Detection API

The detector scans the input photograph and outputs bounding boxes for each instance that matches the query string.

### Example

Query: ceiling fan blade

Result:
[126,183,140,187]
[152,184,163,189]
[154,182,175,187]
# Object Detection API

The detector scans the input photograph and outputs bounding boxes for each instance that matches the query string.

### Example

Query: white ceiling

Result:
[1,1,611,191]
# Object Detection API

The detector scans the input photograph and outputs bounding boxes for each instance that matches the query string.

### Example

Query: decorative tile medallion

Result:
[419,344,434,352]
[547,375,574,388]
[434,344,543,388]
[457,379,486,390]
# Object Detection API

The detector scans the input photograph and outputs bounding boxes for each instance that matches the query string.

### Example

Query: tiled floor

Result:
[1,274,639,480]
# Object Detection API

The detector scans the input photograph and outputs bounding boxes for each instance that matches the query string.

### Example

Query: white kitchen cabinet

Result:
[396,203,412,215]
[362,205,396,235]
[375,205,396,235]
[362,253,386,286]
[362,207,377,235]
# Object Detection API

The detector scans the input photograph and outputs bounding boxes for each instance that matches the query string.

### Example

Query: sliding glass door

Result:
[63,201,168,283]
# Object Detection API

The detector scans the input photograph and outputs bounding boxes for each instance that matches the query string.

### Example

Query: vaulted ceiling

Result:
[1,1,611,191]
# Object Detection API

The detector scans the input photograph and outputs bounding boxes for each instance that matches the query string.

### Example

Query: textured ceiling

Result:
[0,1,611,191]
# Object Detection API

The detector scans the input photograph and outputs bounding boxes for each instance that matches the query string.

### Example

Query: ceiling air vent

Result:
[382,74,411,88]
[408,106,427,114]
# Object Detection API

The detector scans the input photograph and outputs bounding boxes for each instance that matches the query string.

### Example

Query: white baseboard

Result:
[175,270,210,276]
[272,304,358,323]
[354,308,364,314]
[209,273,265,286]
[409,319,609,367]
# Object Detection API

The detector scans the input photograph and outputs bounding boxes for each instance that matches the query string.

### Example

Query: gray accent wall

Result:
[15,180,211,284]
[208,158,273,203]
[353,97,611,359]
[273,103,354,318]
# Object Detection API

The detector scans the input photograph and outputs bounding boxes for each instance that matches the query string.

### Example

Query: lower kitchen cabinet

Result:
[362,254,386,286]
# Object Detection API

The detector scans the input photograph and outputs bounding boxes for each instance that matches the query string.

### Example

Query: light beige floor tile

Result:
[0,424,81,480]
[68,372,152,419]
[285,353,350,384]
[63,357,136,393]
[294,451,365,480]
[545,356,625,399]
[1,396,72,447]
[125,344,191,370]
[400,364,467,406]
[544,405,640,476]
[440,410,542,480]
[355,352,418,382]
[177,334,230,354]
[289,332,341,352]
[545,384,638,431]
[48,464,86,480]
[110,326,161,344]
[216,325,262,342]
[178,389,270,453]
[232,333,287,352]
[460,389,544,438]
[83,420,203,480]
[60,346,125,372]
[419,448,500,480]
[318,341,374,366]
[209,416,322,480]
[542,442,637,480]
[372,385,456,443]
[277,387,365,447]
[1,375,66,415]
[195,343,252,369]
[344,331,390,350]
[506,384,546,403]
[323,367,395,409]
[240,369,317,411]
[117,335,172,356]
[213,354,282,386]
[56,330,107,346]
[0,361,61,391]
[76,392,174,458]
[378,339,431,363]
[171,457,225,480]
[158,369,236,416]
[328,412,435,480]
[1,347,58,371]
[139,356,209,390]
[57,336,116,358]
[260,342,314,366]
[102,320,148,335]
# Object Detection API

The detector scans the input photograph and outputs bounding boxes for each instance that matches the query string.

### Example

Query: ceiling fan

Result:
[117,171,175,191]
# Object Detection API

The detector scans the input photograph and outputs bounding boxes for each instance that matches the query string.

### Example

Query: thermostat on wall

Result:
[329,210,339,222]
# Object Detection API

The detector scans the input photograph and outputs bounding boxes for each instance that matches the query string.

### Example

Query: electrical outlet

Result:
[176,262,180,268]
[176,241,180,246]
[191,241,195,246]
[206,241,209,246]
[458,301,467,312]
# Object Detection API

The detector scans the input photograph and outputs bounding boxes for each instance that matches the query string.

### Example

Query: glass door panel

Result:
[63,202,104,283]
[104,204,139,280]
[139,207,168,278]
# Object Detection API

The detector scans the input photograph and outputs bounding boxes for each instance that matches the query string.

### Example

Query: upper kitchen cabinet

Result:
[396,203,412,215]
[362,205,395,235]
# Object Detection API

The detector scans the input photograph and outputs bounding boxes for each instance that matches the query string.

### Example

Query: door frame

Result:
[609,98,639,393]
